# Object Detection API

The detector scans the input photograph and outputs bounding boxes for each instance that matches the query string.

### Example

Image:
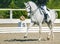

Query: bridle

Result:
[25,2,32,14]
[25,2,43,16]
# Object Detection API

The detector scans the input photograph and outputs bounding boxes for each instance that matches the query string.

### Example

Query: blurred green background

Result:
[0,0,60,19]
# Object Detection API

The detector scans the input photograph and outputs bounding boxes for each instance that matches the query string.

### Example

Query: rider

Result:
[31,0,50,22]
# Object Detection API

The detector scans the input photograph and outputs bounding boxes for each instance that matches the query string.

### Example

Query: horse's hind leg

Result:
[47,21,54,40]
[51,23,54,40]
[24,23,34,38]
[39,23,42,41]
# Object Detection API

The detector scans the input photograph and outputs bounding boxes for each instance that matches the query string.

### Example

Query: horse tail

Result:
[55,11,58,18]
[52,10,58,19]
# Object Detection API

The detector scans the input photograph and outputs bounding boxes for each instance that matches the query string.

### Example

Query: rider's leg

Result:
[41,5,51,22]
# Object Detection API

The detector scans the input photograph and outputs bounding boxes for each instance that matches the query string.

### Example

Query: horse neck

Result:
[29,2,38,11]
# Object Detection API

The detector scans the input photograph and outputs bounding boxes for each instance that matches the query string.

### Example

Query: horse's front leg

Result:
[24,23,34,38]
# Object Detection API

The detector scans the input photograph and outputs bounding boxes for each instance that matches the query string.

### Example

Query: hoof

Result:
[52,35,54,40]
[38,38,41,41]
[47,37,50,40]
[24,36,27,38]
[51,37,54,40]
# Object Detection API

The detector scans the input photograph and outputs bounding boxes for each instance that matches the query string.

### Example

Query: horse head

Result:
[24,2,31,16]
[24,1,38,17]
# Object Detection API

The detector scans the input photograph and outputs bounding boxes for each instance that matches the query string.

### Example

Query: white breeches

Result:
[41,5,50,17]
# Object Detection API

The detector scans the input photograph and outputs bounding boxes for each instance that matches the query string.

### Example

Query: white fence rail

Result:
[0,9,25,19]
[0,9,60,19]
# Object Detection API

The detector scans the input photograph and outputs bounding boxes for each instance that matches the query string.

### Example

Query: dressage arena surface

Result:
[0,33,60,44]
[0,23,60,44]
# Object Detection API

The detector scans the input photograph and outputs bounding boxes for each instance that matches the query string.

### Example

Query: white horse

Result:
[24,1,58,40]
